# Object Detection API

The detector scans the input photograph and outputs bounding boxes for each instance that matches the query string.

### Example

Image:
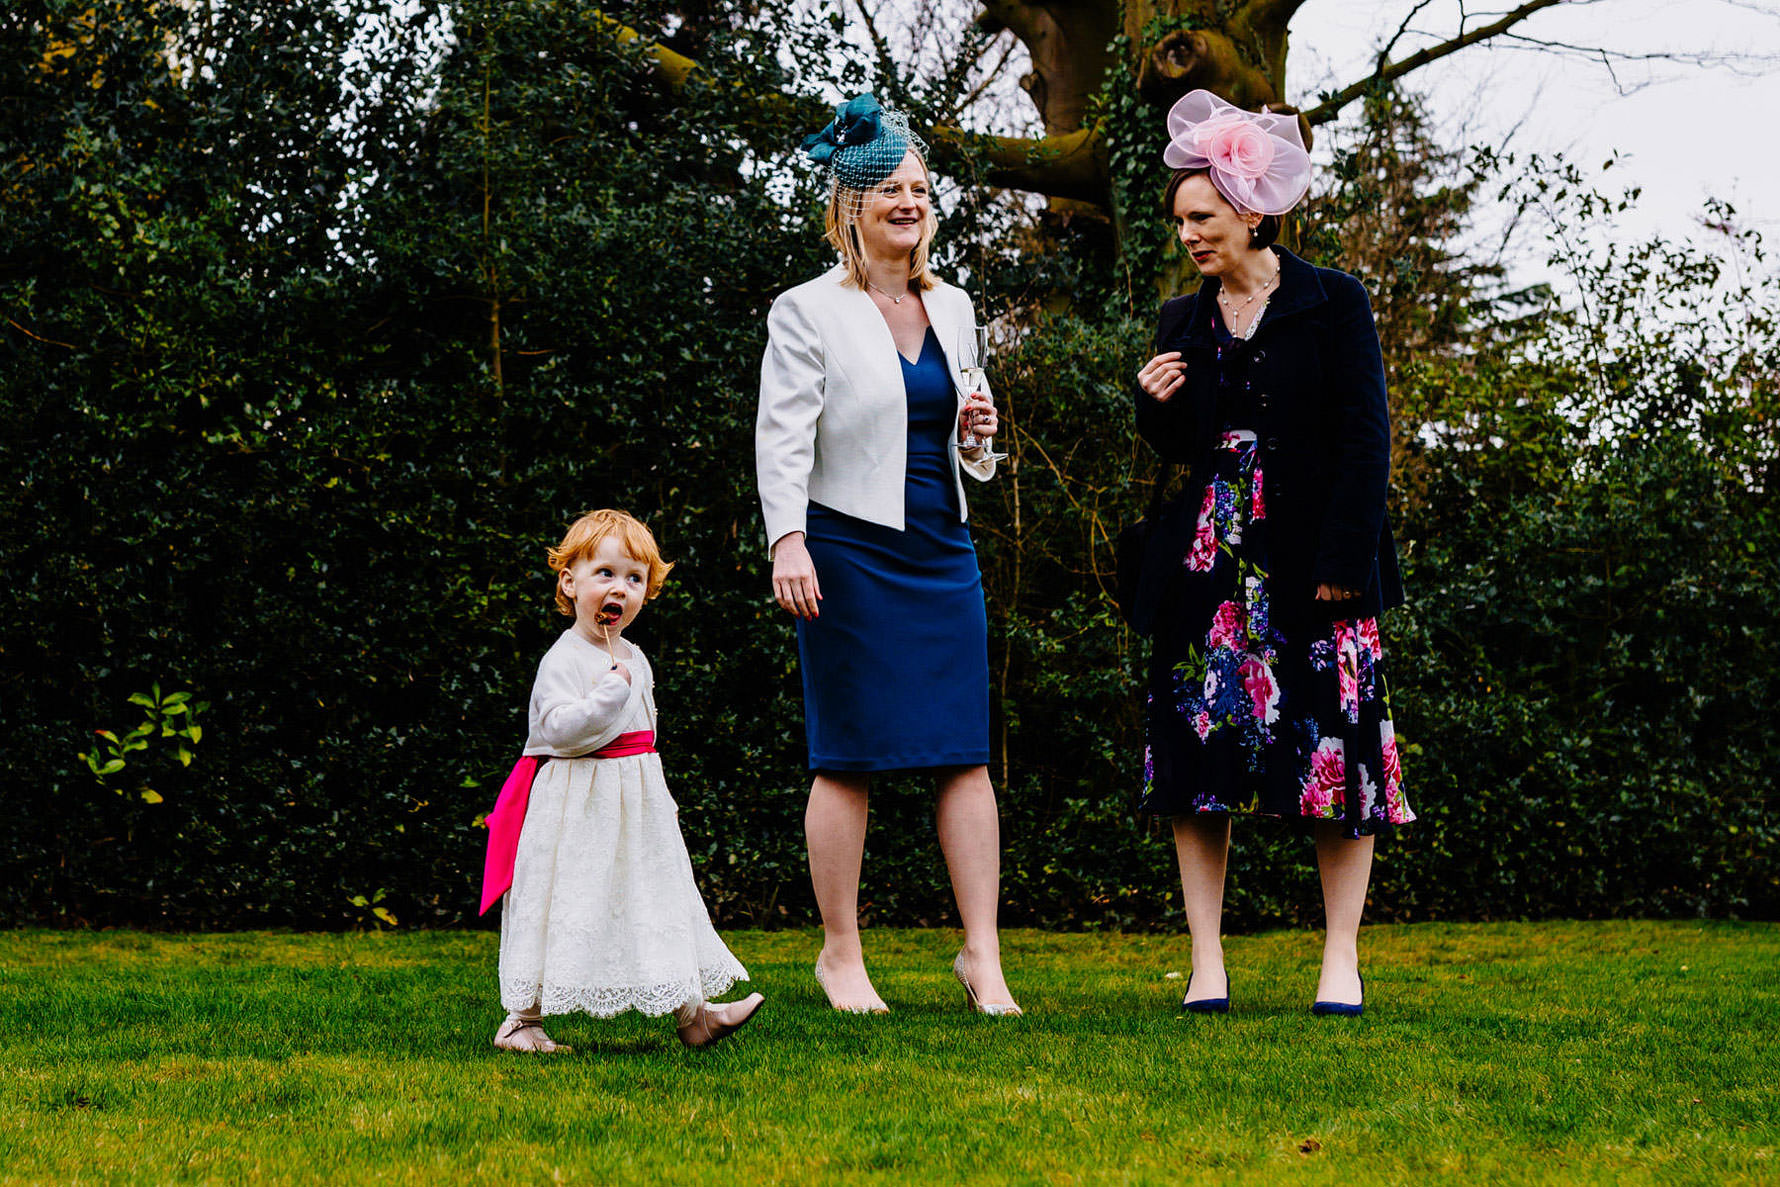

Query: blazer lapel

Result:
[829,269,902,384]
[925,284,964,393]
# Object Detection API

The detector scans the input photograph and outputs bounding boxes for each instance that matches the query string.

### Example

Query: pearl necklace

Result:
[1217,263,1280,326]
[868,281,909,305]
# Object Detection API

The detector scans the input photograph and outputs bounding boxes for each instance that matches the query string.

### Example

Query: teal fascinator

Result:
[801,93,926,190]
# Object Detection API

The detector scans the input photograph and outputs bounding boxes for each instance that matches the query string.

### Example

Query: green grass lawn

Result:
[1,921,1774,1184]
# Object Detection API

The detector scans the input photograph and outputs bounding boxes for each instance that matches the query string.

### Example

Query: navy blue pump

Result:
[1180,969,1230,1015]
[1311,972,1365,1017]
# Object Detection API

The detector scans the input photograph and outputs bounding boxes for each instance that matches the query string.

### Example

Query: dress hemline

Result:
[1138,802,1415,839]
[810,750,991,774]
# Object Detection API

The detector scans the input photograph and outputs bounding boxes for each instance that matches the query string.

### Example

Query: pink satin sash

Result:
[477,731,657,915]
[590,730,657,758]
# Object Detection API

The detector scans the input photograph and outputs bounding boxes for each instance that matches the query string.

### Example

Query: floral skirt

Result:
[1140,431,1414,837]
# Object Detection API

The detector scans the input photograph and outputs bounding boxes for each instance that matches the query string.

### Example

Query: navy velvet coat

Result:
[1131,248,1405,639]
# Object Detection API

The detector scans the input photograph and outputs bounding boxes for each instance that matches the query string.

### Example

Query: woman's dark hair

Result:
[1163,168,1282,250]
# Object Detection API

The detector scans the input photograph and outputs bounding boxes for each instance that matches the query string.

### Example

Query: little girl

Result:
[479,508,762,1051]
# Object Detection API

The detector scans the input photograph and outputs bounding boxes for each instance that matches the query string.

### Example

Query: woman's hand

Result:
[772,532,822,619]
[1315,583,1360,603]
[1138,351,1186,403]
[960,391,998,443]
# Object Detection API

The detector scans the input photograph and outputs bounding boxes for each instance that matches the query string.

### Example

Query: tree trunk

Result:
[966,0,1307,210]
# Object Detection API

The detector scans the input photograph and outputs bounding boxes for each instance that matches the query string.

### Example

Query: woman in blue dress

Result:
[756,96,1020,1015]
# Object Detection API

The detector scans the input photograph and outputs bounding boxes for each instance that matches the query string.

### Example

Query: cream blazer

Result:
[756,265,997,554]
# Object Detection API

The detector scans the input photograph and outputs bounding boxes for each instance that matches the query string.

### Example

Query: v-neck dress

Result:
[795,327,991,772]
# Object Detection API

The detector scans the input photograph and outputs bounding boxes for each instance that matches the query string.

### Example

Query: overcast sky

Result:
[1285,0,1780,256]
[858,0,1780,275]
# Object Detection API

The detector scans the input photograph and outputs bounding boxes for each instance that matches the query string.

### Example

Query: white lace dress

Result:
[499,630,748,1017]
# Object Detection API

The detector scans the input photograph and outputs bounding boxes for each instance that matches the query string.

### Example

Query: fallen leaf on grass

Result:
[1299,1139,1322,1155]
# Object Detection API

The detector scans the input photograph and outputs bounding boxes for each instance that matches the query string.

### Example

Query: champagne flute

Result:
[953,323,1008,462]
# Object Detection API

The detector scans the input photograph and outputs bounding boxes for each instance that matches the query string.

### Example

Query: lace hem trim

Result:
[500,963,747,1019]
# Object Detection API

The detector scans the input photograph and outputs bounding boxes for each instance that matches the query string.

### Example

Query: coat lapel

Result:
[1179,248,1327,346]
[1251,247,1327,333]
[1181,282,1221,348]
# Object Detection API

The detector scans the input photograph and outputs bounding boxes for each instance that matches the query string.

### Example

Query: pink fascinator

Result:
[1163,90,1312,216]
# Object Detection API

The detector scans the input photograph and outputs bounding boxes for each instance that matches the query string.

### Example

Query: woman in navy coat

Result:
[1133,91,1415,1016]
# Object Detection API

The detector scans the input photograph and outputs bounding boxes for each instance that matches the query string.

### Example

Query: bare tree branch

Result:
[601,15,698,89]
[952,30,1022,120]
[1713,0,1780,19]
[1380,0,1442,65]
[6,316,75,349]
[926,125,1105,203]
[1244,0,1315,28]
[1495,31,1780,78]
[1299,0,1567,126]
[847,0,904,102]
[598,15,828,137]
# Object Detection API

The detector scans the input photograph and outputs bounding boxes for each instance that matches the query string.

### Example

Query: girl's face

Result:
[560,535,648,639]
[1172,173,1263,278]
[854,151,933,261]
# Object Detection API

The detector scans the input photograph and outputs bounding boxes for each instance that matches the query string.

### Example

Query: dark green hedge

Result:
[2,1,1774,930]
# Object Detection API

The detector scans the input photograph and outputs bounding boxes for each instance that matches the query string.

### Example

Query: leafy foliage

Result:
[1,5,1773,928]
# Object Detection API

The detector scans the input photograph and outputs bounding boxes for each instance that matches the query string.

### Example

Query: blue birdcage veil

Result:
[802,94,929,199]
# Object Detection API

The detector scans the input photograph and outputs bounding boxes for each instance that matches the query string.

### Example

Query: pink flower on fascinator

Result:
[1195,115,1276,180]
[1163,89,1312,216]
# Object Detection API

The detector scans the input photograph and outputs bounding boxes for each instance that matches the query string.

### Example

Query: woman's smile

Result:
[880,210,923,240]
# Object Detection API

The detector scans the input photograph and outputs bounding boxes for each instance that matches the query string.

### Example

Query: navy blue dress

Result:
[797,327,991,772]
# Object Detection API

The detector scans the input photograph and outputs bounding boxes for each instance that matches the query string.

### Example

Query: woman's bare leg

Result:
[1173,813,1232,1001]
[1313,821,1374,1004]
[807,772,886,1010]
[935,765,1017,1007]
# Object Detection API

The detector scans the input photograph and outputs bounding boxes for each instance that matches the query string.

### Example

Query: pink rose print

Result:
[1250,467,1266,521]
[1357,763,1379,821]
[1208,600,1244,650]
[1193,711,1212,741]
[1380,721,1402,791]
[1333,624,1361,720]
[1186,487,1217,572]
[1239,657,1280,725]
[1358,618,1382,661]
[1299,736,1345,817]
[1379,721,1413,823]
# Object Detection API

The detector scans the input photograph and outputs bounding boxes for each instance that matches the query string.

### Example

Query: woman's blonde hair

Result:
[823,149,939,293]
[546,509,674,616]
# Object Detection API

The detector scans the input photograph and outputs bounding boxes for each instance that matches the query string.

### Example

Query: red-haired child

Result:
[480,509,762,1051]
